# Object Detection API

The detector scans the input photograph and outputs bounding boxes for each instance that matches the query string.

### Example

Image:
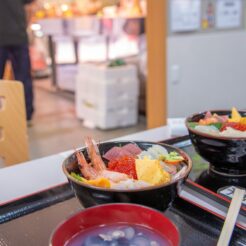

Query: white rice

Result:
[111,179,151,190]
[195,125,246,138]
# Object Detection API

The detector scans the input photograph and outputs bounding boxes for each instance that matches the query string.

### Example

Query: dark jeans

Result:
[0,45,34,120]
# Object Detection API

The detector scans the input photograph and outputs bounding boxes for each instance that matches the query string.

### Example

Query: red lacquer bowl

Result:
[50,203,180,246]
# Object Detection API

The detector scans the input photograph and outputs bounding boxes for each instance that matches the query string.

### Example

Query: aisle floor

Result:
[28,79,146,160]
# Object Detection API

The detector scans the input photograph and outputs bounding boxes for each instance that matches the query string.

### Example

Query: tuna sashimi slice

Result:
[118,149,134,158]
[122,143,142,155]
[103,147,121,161]
[204,111,212,119]
[214,114,228,123]
[103,147,134,161]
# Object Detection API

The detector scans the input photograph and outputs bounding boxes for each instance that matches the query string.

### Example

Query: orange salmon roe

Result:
[108,156,138,180]
[221,122,246,132]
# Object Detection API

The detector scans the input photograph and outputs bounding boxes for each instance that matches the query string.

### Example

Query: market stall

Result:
[28,0,147,129]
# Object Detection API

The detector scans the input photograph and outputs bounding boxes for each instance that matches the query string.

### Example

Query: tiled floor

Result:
[28,79,146,160]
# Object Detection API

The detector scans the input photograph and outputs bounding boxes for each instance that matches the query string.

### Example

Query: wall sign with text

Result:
[170,0,201,32]
[216,0,242,29]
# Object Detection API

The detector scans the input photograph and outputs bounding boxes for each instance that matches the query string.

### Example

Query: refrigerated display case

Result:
[32,15,145,91]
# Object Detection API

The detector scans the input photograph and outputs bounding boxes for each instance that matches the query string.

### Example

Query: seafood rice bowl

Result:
[186,108,246,175]
[187,107,246,138]
[62,138,192,210]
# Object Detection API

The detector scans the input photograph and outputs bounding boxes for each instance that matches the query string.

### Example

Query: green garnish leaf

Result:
[108,59,126,67]
[167,152,184,161]
[70,172,85,182]
[209,122,222,130]
[160,151,184,161]
[189,122,223,130]
[188,122,199,128]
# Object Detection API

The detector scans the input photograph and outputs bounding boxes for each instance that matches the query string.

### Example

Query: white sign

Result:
[171,0,201,32]
[216,0,242,29]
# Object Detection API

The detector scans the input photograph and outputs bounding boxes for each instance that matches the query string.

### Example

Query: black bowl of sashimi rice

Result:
[63,138,192,211]
[186,109,246,175]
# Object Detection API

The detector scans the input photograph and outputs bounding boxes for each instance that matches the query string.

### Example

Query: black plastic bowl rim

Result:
[62,140,192,193]
[185,109,246,141]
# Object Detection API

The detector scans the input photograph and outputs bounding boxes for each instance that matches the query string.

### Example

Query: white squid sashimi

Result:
[138,151,155,160]
[194,125,219,135]
[172,166,187,181]
[138,145,168,160]
[160,161,177,175]
[148,145,168,159]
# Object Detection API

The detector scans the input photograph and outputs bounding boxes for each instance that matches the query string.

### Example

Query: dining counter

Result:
[0,126,172,205]
[1,125,245,246]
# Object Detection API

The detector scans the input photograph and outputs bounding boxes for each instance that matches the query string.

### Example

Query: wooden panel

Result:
[0,80,29,166]
[146,0,167,128]
[3,61,14,80]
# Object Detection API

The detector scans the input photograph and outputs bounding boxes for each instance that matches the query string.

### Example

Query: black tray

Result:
[0,195,245,246]
[0,136,245,246]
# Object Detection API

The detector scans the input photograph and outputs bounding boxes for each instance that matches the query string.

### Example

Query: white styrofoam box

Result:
[77,96,138,119]
[57,64,78,91]
[76,63,139,114]
[38,18,63,35]
[76,64,139,101]
[75,63,139,128]
[77,64,138,83]
[77,76,139,105]
[80,102,138,129]
[79,95,138,111]
[77,99,137,122]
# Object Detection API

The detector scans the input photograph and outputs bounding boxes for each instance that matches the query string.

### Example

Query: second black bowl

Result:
[186,110,246,175]
[63,141,192,211]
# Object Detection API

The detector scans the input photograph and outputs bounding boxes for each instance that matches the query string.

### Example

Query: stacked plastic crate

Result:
[76,63,139,129]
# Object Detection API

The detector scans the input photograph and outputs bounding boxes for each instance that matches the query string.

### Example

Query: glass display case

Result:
[32,15,145,90]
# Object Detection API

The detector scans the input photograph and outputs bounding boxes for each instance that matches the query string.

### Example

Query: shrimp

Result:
[85,137,106,171]
[100,170,128,183]
[76,150,128,183]
[76,151,98,180]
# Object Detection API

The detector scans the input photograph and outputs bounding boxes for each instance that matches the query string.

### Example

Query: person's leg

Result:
[0,47,9,78]
[9,45,34,120]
